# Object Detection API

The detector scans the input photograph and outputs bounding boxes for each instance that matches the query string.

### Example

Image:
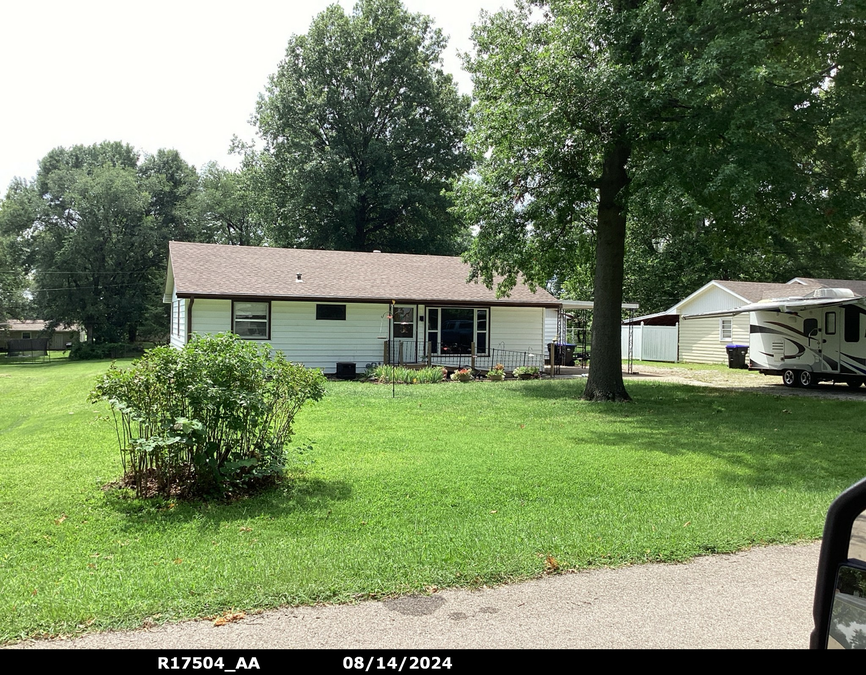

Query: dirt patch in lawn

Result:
[623,364,866,401]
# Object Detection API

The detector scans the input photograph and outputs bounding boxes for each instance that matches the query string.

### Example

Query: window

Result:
[22,332,31,340]
[426,307,489,355]
[826,311,837,336]
[316,304,346,321]
[392,306,414,338]
[845,307,861,343]
[233,301,269,339]
[719,318,732,341]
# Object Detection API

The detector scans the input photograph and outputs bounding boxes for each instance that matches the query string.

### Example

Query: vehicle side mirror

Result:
[812,477,866,648]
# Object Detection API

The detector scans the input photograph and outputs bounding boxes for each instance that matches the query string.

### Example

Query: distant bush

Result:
[70,342,145,360]
[365,365,446,384]
[90,333,327,498]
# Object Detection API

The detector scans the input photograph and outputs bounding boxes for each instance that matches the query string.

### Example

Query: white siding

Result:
[269,301,389,372]
[489,306,545,353]
[677,284,747,315]
[679,314,749,364]
[169,292,187,349]
[675,284,751,364]
[182,298,547,373]
[190,298,232,335]
[544,308,559,345]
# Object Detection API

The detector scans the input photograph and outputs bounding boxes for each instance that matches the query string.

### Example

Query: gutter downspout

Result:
[186,297,195,345]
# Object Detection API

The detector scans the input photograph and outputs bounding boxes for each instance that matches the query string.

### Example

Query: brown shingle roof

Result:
[167,242,559,306]
[714,280,823,303]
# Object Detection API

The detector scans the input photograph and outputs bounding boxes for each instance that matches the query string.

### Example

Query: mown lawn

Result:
[1,358,863,642]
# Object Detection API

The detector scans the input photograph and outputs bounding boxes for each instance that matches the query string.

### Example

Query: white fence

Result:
[621,324,678,363]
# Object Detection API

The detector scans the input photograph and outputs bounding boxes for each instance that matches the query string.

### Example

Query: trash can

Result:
[547,342,577,366]
[725,344,748,369]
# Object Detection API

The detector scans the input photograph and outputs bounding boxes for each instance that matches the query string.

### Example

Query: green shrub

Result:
[90,333,327,498]
[70,341,144,360]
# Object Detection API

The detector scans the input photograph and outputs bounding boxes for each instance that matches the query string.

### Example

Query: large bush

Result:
[90,333,327,498]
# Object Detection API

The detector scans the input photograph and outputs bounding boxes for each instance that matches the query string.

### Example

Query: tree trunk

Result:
[583,141,632,402]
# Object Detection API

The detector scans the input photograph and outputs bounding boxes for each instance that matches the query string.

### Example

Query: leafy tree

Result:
[34,163,156,343]
[0,179,38,323]
[254,0,471,254]
[1,142,207,344]
[198,162,268,246]
[455,0,866,400]
[136,149,203,340]
[622,215,866,315]
[138,149,201,243]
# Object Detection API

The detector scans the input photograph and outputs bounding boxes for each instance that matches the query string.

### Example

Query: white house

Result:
[634,278,866,364]
[164,241,563,374]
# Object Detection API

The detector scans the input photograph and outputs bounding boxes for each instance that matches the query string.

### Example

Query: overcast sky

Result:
[0,0,510,193]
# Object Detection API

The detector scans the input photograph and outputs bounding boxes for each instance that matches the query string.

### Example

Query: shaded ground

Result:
[550,363,866,401]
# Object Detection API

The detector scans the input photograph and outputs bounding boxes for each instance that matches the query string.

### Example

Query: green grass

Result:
[2,358,864,642]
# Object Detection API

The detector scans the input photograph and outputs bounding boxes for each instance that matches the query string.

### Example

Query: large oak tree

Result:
[455,0,866,400]
[254,0,471,254]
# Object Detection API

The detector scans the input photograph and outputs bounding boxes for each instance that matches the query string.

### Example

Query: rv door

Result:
[822,310,841,374]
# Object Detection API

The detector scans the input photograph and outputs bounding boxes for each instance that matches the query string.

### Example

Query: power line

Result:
[31,282,155,292]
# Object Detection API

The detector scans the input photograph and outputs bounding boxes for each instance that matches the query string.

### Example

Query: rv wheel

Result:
[782,369,798,387]
[799,370,816,388]
[847,380,864,389]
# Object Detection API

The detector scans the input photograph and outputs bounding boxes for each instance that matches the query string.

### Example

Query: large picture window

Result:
[426,307,488,355]
[233,301,269,339]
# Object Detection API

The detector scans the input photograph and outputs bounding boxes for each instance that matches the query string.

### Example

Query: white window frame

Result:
[719,317,732,342]
[232,300,270,340]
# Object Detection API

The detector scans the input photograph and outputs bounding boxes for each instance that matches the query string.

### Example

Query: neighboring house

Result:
[636,278,866,364]
[164,241,563,374]
[0,320,82,352]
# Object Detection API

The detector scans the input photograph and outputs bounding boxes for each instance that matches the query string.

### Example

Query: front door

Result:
[391,305,417,363]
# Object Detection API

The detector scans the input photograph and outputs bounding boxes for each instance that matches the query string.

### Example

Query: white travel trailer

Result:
[684,288,866,388]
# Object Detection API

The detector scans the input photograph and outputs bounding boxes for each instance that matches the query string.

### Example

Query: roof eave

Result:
[172,291,561,308]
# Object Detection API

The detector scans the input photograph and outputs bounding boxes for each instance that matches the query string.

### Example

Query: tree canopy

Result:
[455,0,866,400]
[254,0,472,254]
[0,142,205,344]
[198,161,268,247]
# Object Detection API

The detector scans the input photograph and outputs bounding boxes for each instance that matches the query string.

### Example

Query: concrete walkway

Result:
[12,541,820,650]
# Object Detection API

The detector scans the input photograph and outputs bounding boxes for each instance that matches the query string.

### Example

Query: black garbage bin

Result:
[725,344,748,369]
[547,342,577,366]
